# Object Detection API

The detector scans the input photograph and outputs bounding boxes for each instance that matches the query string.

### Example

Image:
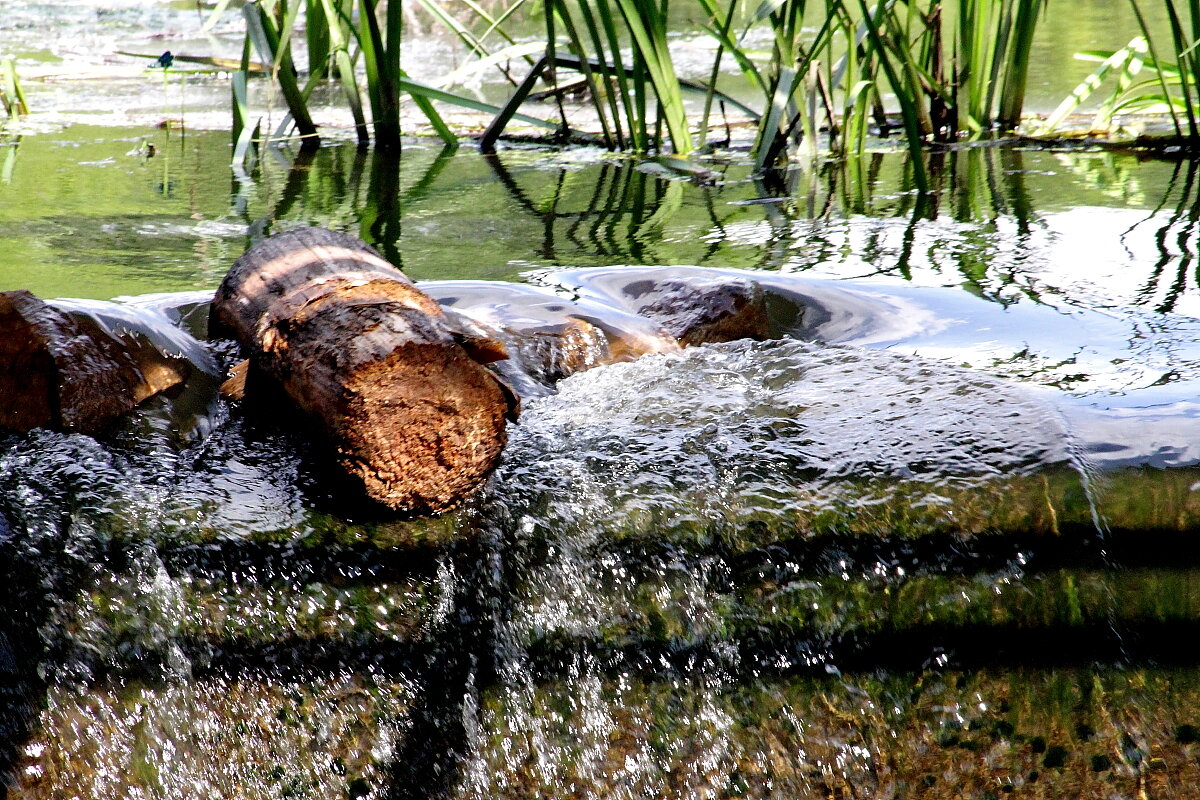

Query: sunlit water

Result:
[7,12,1200,793]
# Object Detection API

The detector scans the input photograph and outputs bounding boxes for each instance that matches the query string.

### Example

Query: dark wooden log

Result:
[52,296,209,405]
[0,290,205,434]
[599,275,772,346]
[0,290,136,433]
[213,228,511,515]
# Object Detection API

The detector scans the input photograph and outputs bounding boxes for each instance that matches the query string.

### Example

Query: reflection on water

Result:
[7,127,1200,317]
[6,131,1200,797]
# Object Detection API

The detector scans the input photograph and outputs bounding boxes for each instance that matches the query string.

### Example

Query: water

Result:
[7,5,1200,798]
[7,130,1200,797]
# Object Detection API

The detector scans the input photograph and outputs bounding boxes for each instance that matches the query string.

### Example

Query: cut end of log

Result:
[341,346,509,514]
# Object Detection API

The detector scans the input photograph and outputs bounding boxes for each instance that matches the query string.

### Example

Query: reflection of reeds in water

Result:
[239,139,1200,318]
[483,154,712,263]
[244,139,1044,279]
[1049,150,1200,312]
[1120,156,1200,312]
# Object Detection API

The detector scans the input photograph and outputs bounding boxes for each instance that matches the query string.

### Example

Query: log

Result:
[0,290,137,433]
[420,280,680,397]
[544,269,774,346]
[212,228,511,515]
[51,296,214,404]
[0,290,208,434]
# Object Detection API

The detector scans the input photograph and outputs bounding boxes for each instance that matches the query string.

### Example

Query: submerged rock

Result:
[598,273,774,346]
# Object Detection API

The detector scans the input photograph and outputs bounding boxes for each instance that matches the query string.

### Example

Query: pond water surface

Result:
[5,6,1200,798]
[4,118,1200,799]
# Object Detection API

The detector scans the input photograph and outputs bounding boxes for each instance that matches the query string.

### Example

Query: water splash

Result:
[500,338,1077,549]
[3,282,1200,797]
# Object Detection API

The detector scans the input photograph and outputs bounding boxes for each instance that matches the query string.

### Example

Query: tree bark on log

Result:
[212,227,511,515]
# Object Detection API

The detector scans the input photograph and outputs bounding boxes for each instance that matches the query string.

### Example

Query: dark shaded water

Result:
[5,123,1200,799]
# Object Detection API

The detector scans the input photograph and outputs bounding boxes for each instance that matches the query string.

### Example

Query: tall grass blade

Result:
[593,0,642,148]
[997,0,1042,128]
[231,37,259,162]
[1040,38,1148,133]
[413,0,520,86]
[1190,0,1200,81]
[244,1,319,148]
[614,0,693,154]
[1,140,16,184]
[753,66,801,172]
[845,78,874,153]
[203,0,237,31]
[479,55,552,153]
[549,0,617,148]
[232,71,261,163]
[360,0,409,149]
[696,0,740,147]
[696,0,765,96]
[1094,38,1148,129]
[885,11,935,138]
[316,0,369,145]
[0,58,28,118]
[800,61,820,161]
[755,0,792,22]
[1162,0,1200,137]
[406,73,560,134]
[1129,0,1184,137]
[853,0,930,195]
[437,42,545,89]
[397,74,464,147]
[304,0,332,79]
[477,0,538,44]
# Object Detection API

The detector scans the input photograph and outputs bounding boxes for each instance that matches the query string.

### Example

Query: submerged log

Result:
[0,290,203,434]
[420,280,680,398]
[0,290,136,433]
[619,275,772,346]
[212,227,511,514]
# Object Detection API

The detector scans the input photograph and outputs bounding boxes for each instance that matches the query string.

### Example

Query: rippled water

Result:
[6,23,1200,793]
[3,260,1200,797]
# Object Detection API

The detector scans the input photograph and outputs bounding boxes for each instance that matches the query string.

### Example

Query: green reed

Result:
[235,0,1055,175]
[1,57,28,120]
[476,0,1046,172]
[233,0,459,153]
[1039,0,1200,141]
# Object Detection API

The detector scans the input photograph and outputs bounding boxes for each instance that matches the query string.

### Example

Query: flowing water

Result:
[4,127,1200,799]
[7,6,1200,797]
